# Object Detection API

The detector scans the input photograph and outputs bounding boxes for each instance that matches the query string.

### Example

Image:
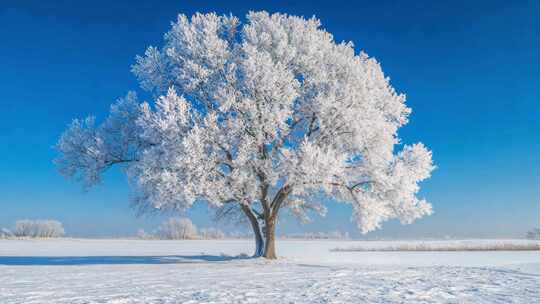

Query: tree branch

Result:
[270,184,292,219]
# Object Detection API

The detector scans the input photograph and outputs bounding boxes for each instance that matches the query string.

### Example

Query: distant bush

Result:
[527,228,540,240]
[0,228,14,239]
[13,219,65,238]
[156,218,198,240]
[282,231,350,240]
[200,228,226,239]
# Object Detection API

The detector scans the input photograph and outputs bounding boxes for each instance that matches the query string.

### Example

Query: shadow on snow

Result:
[0,254,252,266]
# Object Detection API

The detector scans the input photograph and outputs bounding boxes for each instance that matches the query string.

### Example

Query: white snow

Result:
[1,239,540,303]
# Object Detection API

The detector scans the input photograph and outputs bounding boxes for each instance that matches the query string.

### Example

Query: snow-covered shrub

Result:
[527,228,540,240]
[13,220,32,237]
[0,228,14,239]
[13,219,65,238]
[200,228,225,239]
[156,218,198,240]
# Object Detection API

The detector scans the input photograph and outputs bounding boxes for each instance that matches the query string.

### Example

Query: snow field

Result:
[1,239,540,303]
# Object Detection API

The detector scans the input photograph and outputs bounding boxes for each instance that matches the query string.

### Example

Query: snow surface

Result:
[1,239,540,303]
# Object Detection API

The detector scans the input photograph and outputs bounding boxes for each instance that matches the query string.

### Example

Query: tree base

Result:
[263,253,277,259]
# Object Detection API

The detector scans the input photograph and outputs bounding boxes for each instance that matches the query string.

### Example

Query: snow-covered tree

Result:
[13,220,65,238]
[55,11,434,259]
[156,217,198,240]
[13,220,32,237]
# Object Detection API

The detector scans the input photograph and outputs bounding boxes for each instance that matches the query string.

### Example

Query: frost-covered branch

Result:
[55,92,148,188]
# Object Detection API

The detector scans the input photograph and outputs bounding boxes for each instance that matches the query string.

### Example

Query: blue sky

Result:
[1,0,539,238]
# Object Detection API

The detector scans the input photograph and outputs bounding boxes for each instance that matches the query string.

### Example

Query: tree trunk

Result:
[241,205,264,257]
[261,184,291,259]
[263,218,277,259]
[252,223,264,257]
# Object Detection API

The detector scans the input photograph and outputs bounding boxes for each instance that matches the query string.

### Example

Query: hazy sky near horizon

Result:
[1,0,539,238]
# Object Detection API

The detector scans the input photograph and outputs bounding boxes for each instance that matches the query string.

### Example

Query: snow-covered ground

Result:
[1,239,540,303]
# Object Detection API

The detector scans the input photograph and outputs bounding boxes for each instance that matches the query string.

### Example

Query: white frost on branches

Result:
[56,11,434,235]
[55,92,146,189]
[156,218,198,240]
[0,228,14,239]
[13,219,65,238]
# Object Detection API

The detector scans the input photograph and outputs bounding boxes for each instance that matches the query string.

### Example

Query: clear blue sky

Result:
[1,0,539,238]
